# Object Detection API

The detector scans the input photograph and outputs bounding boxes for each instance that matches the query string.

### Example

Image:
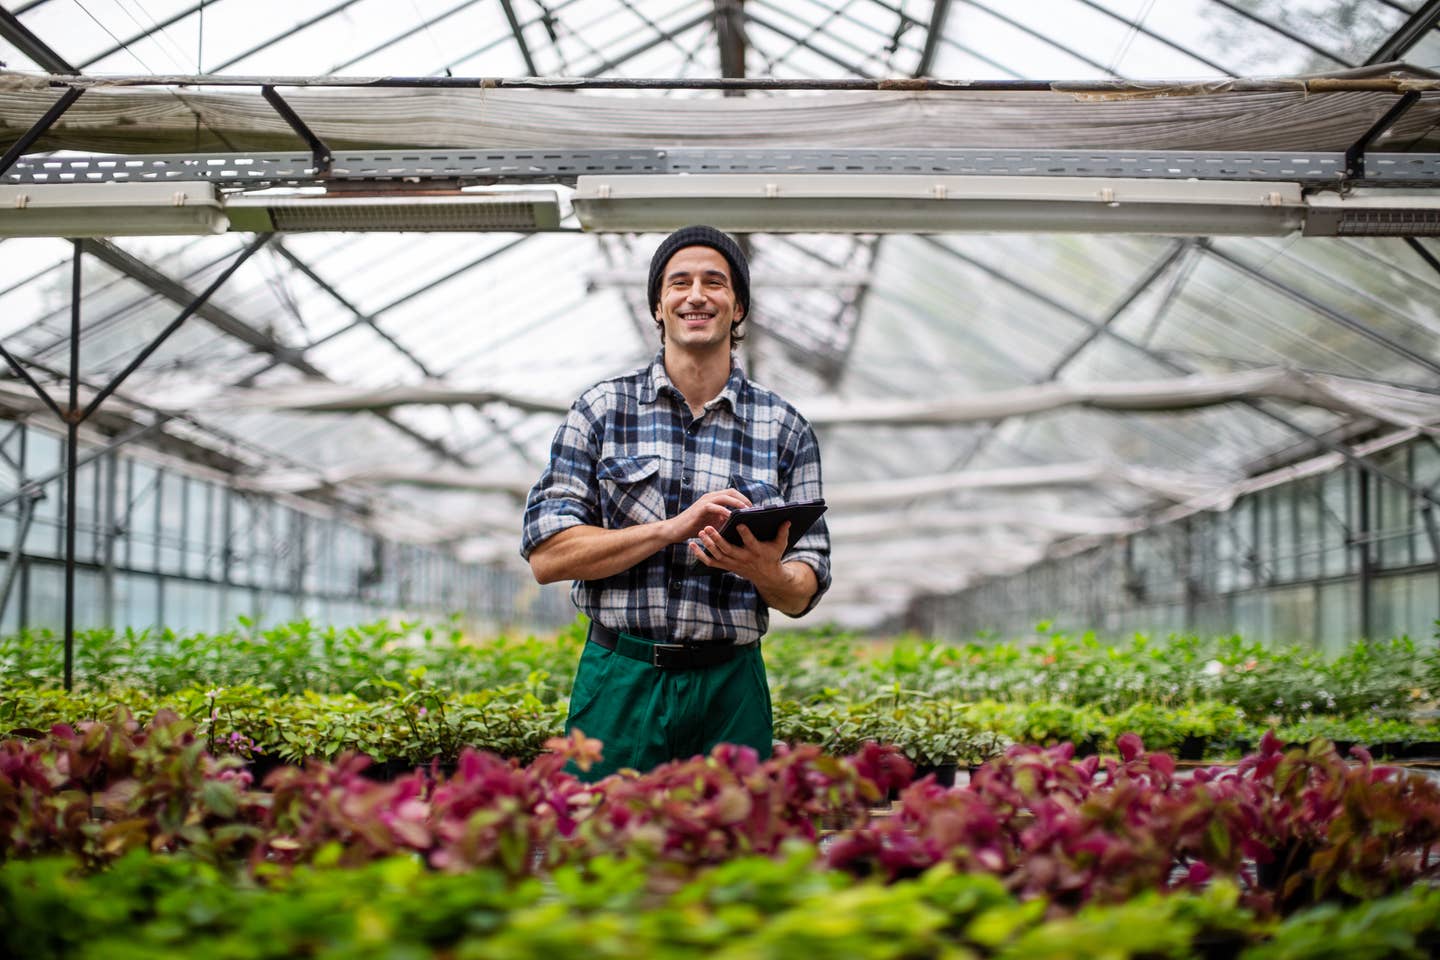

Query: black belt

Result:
[588,621,756,669]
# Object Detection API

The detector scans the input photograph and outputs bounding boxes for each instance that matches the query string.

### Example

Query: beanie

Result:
[646,225,750,317]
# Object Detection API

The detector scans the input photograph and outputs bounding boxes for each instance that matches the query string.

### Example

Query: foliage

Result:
[5,848,1440,960]
[826,733,1440,916]
[767,626,1439,723]
[0,710,263,870]
[0,713,910,879]
[0,616,587,700]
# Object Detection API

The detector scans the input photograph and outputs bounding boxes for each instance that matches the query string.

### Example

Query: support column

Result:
[1356,465,1374,641]
[62,240,80,690]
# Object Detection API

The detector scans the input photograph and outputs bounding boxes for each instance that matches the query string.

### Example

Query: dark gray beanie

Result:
[646,225,750,317]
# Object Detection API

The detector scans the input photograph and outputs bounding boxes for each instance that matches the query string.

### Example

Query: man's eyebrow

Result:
[666,268,730,281]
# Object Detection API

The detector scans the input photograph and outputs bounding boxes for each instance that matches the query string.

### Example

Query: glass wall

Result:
[912,436,1440,649]
[0,419,573,634]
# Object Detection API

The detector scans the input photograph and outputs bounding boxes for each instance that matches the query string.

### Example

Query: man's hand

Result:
[665,488,751,542]
[689,520,818,616]
[529,488,750,585]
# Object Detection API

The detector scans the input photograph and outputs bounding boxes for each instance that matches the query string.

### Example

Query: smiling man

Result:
[521,225,831,780]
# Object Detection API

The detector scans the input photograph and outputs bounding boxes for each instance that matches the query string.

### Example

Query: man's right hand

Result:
[529,488,751,585]
[667,488,751,543]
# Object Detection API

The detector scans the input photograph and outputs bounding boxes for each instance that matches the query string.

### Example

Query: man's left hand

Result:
[689,521,818,616]
[689,520,791,582]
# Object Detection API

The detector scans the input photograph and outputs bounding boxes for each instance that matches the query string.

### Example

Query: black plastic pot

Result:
[244,754,287,785]
[912,763,958,788]
[1178,735,1208,761]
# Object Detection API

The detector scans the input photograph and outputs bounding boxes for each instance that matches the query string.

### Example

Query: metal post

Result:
[0,87,83,179]
[1422,503,1440,602]
[260,86,333,175]
[1343,90,1422,180]
[100,449,116,627]
[63,240,80,690]
[0,493,40,621]
[1356,465,1374,641]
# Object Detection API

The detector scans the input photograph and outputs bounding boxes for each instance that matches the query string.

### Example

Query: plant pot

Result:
[245,754,286,785]
[1073,736,1102,758]
[1190,931,1248,960]
[912,763,958,788]
[358,757,407,781]
[1178,735,1208,761]
[1398,741,1440,760]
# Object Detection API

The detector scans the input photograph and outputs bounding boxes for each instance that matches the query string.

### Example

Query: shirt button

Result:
[669,580,683,596]
[681,474,691,487]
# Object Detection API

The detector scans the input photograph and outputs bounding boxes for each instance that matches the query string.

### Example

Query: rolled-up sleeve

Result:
[520,400,600,560]
[780,417,831,616]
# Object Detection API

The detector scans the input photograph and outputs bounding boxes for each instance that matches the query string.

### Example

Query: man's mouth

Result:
[680,312,713,323]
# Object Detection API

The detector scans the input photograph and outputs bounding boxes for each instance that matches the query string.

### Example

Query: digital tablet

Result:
[717,498,827,550]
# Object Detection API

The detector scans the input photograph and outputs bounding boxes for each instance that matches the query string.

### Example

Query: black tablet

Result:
[717,498,827,550]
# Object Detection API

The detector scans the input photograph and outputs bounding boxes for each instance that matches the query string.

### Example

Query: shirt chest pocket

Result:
[730,472,783,509]
[597,455,667,527]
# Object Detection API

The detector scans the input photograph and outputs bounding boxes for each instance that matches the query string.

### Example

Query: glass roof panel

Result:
[1408,26,1440,67]
[1114,241,1440,385]
[5,0,1437,627]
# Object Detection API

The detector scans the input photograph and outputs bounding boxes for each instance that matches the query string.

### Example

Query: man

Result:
[521,225,831,780]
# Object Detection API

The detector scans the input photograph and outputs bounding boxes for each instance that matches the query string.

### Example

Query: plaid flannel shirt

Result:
[521,350,831,646]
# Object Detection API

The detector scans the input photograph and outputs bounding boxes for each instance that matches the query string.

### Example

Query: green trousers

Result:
[564,628,773,781]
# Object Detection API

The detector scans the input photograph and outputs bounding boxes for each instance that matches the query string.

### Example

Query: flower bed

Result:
[3,714,1439,959]
[3,617,1436,767]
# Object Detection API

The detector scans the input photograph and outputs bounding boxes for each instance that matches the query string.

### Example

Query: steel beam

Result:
[0,492,39,624]
[80,234,273,422]
[715,0,747,90]
[62,241,79,689]
[0,87,82,180]
[31,69,1440,90]
[80,238,473,468]
[0,339,64,421]
[261,86,333,174]
[1356,465,1374,638]
[498,0,540,75]
[914,0,951,77]
[1344,90,1422,178]
[82,239,319,371]
[1366,0,1440,65]
[0,5,75,72]
[1406,237,1440,278]
[15,147,1416,186]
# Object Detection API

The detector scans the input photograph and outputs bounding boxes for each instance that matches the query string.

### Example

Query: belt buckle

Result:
[651,643,687,668]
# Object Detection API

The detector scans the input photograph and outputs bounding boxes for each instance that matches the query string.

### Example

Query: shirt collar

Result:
[641,348,750,421]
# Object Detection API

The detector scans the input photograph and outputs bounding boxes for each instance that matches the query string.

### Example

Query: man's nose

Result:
[685,280,706,301]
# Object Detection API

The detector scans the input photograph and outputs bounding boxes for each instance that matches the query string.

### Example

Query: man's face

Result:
[655,246,743,352]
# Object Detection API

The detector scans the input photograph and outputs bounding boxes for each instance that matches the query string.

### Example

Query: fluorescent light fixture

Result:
[1303,190,1440,236]
[224,190,563,232]
[572,174,1306,236]
[0,182,228,237]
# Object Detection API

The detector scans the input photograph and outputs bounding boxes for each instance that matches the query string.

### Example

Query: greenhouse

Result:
[2,1,1440,958]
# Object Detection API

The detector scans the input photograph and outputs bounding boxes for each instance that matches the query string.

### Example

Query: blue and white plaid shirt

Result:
[521,349,831,646]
